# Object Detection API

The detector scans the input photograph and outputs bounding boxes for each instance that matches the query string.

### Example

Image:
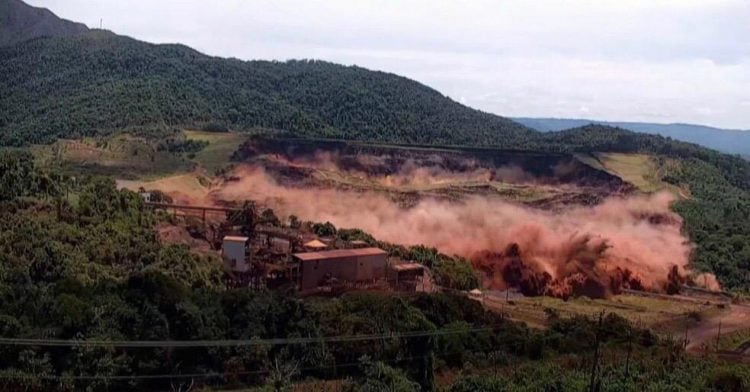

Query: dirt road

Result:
[685,304,750,353]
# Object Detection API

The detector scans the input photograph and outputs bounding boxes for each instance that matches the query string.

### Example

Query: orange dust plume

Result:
[213,165,716,297]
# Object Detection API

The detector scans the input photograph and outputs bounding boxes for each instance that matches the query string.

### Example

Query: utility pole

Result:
[624,326,632,378]
[588,311,604,392]
[716,319,722,351]
[99,18,102,29]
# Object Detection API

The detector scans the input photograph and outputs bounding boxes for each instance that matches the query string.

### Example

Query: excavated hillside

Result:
[230,137,633,209]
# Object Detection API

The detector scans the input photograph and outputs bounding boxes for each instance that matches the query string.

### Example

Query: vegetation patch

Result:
[30,134,193,180]
[184,130,249,174]
[718,328,750,352]
[491,294,719,333]
[29,130,249,181]
[593,153,667,192]
[118,173,213,203]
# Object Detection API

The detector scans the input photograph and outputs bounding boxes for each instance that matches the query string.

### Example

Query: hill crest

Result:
[514,117,750,158]
[0,0,88,47]
[0,30,532,146]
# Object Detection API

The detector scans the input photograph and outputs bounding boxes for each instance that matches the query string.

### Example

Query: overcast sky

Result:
[31,0,750,129]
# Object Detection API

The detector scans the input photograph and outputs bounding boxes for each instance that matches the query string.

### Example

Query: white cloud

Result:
[29,0,750,129]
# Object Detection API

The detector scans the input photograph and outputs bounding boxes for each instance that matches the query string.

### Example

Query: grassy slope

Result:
[117,173,212,203]
[575,152,687,197]
[183,130,248,173]
[718,328,750,351]
[30,134,193,180]
[487,293,722,334]
[31,130,249,180]
[593,153,663,192]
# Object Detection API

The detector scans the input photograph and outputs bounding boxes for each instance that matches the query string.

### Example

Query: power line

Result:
[0,326,502,382]
[0,353,434,381]
[0,325,497,348]
[0,371,242,381]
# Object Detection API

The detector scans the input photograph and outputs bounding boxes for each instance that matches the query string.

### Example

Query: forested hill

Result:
[514,117,750,158]
[0,30,532,146]
[0,0,88,47]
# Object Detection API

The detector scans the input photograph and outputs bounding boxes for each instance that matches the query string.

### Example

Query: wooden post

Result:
[588,311,604,392]
[716,319,722,351]
[624,325,632,378]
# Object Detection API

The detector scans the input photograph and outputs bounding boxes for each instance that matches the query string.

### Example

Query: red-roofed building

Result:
[292,248,387,291]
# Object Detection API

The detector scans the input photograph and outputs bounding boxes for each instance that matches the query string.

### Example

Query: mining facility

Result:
[148,201,426,294]
[221,234,425,294]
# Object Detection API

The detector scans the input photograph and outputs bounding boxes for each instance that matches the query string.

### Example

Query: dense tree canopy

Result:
[0,31,532,147]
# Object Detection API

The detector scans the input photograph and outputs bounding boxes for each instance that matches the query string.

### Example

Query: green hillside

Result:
[0,30,531,147]
[1,28,748,291]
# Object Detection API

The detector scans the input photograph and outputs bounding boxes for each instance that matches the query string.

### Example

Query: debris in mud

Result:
[471,239,648,300]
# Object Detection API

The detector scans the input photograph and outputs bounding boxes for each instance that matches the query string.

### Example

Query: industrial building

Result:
[222,236,250,272]
[293,247,388,291]
[389,263,425,292]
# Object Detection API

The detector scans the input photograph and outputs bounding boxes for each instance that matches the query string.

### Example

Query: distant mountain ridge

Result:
[0,0,88,46]
[513,117,750,157]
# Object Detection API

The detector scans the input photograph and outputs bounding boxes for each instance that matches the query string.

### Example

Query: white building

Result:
[222,236,250,272]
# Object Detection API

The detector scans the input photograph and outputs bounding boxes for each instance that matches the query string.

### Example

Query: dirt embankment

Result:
[156,222,214,255]
[231,137,634,209]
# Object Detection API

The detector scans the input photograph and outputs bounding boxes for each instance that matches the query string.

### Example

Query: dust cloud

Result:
[211,165,715,297]
[264,151,542,188]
